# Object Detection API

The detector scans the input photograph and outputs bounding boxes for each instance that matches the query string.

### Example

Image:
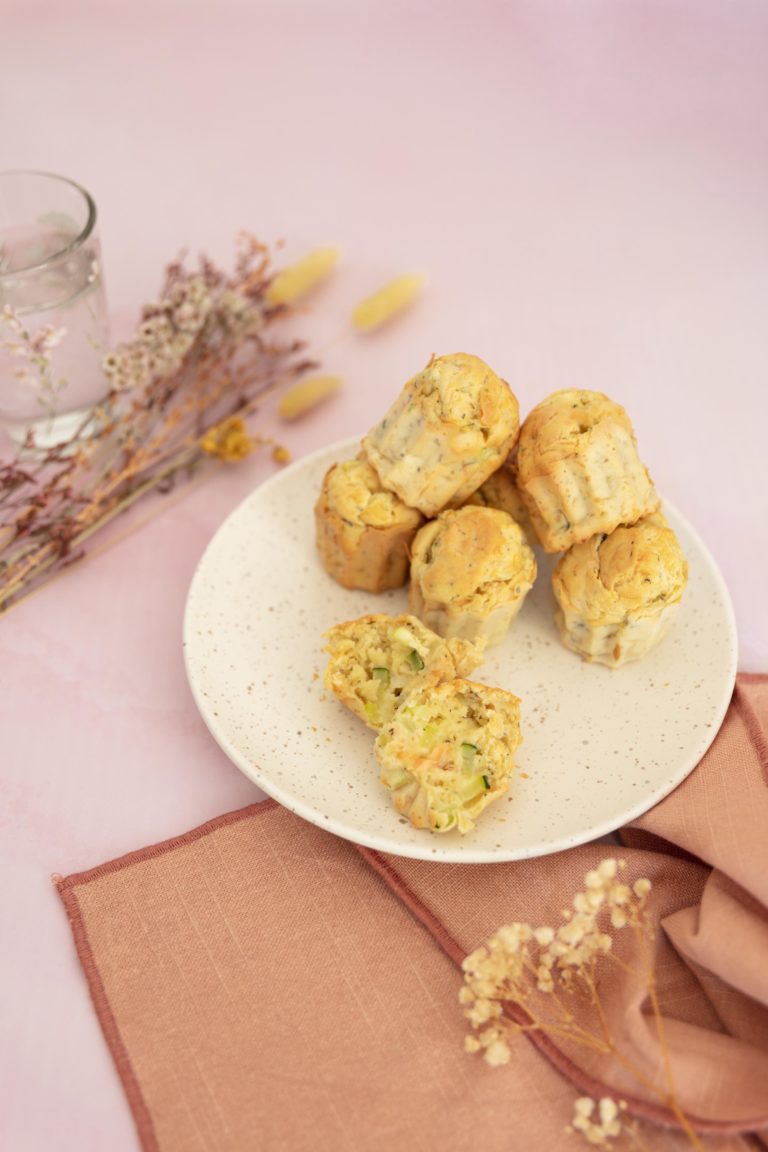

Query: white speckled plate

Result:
[183,437,737,863]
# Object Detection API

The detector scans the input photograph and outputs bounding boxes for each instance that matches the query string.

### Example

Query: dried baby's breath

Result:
[460,859,705,1150]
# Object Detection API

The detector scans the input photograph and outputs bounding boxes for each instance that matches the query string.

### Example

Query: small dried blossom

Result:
[1,307,68,413]
[567,1097,626,1146]
[200,417,254,462]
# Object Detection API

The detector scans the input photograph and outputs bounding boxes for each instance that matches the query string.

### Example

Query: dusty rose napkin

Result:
[57,676,768,1151]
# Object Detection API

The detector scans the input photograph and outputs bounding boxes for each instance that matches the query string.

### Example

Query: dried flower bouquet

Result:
[0,234,313,614]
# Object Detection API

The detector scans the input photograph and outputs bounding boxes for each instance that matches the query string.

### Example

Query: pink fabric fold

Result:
[56,675,768,1151]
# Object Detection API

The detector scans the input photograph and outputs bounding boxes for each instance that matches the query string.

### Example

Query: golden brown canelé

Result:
[551,512,688,668]
[462,457,536,546]
[409,506,537,647]
[314,457,424,592]
[361,353,520,517]
[516,389,659,552]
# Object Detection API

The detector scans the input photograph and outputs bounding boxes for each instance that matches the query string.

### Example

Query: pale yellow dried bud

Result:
[351,272,425,331]
[598,1098,618,1125]
[466,998,500,1027]
[278,375,343,421]
[598,859,619,880]
[494,923,532,953]
[633,878,652,897]
[462,947,488,973]
[266,247,339,305]
[464,1035,481,1053]
[484,1039,511,1067]
[470,979,498,999]
[609,884,631,906]
[574,1098,596,1119]
[536,966,555,992]
[533,926,555,946]
[609,907,628,929]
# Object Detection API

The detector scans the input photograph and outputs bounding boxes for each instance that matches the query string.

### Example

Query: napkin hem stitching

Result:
[56,880,160,1152]
[57,798,279,892]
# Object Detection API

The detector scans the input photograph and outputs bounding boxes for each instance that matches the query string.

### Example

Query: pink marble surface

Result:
[1,2,767,1148]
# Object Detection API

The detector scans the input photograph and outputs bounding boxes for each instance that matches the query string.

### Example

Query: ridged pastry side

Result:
[374,678,521,834]
[517,389,659,552]
[551,512,688,668]
[409,506,537,647]
[314,458,424,592]
[462,459,536,546]
[362,353,520,517]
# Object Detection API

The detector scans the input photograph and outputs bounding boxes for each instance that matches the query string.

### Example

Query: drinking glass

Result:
[0,170,111,450]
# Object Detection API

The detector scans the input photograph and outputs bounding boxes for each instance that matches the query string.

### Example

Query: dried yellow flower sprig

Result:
[460,859,705,1150]
[0,234,314,614]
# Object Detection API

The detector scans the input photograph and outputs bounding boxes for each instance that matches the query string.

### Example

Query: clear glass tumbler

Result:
[0,170,111,450]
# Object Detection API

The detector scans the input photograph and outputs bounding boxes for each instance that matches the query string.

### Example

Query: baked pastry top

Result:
[552,511,688,667]
[314,457,423,591]
[409,506,536,646]
[516,389,659,552]
[362,352,520,517]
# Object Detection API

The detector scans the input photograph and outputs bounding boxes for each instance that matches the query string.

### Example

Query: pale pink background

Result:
[2,2,767,1148]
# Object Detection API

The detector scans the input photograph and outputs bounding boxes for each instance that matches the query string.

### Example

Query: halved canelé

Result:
[323,613,484,730]
[374,678,522,834]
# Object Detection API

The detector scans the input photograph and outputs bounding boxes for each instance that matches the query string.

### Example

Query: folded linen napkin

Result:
[57,676,768,1151]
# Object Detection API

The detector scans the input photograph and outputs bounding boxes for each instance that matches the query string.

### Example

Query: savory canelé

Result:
[361,353,520,517]
[551,512,688,668]
[409,506,537,647]
[516,389,659,553]
[323,613,484,730]
[314,457,424,592]
[462,458,536,546]
[374,678,522,834]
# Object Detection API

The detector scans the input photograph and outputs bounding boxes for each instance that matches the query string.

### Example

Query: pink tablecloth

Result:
[2,3,767,1148]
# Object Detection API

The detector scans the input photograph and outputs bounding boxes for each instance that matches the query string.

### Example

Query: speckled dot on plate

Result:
[183,437,738,864]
